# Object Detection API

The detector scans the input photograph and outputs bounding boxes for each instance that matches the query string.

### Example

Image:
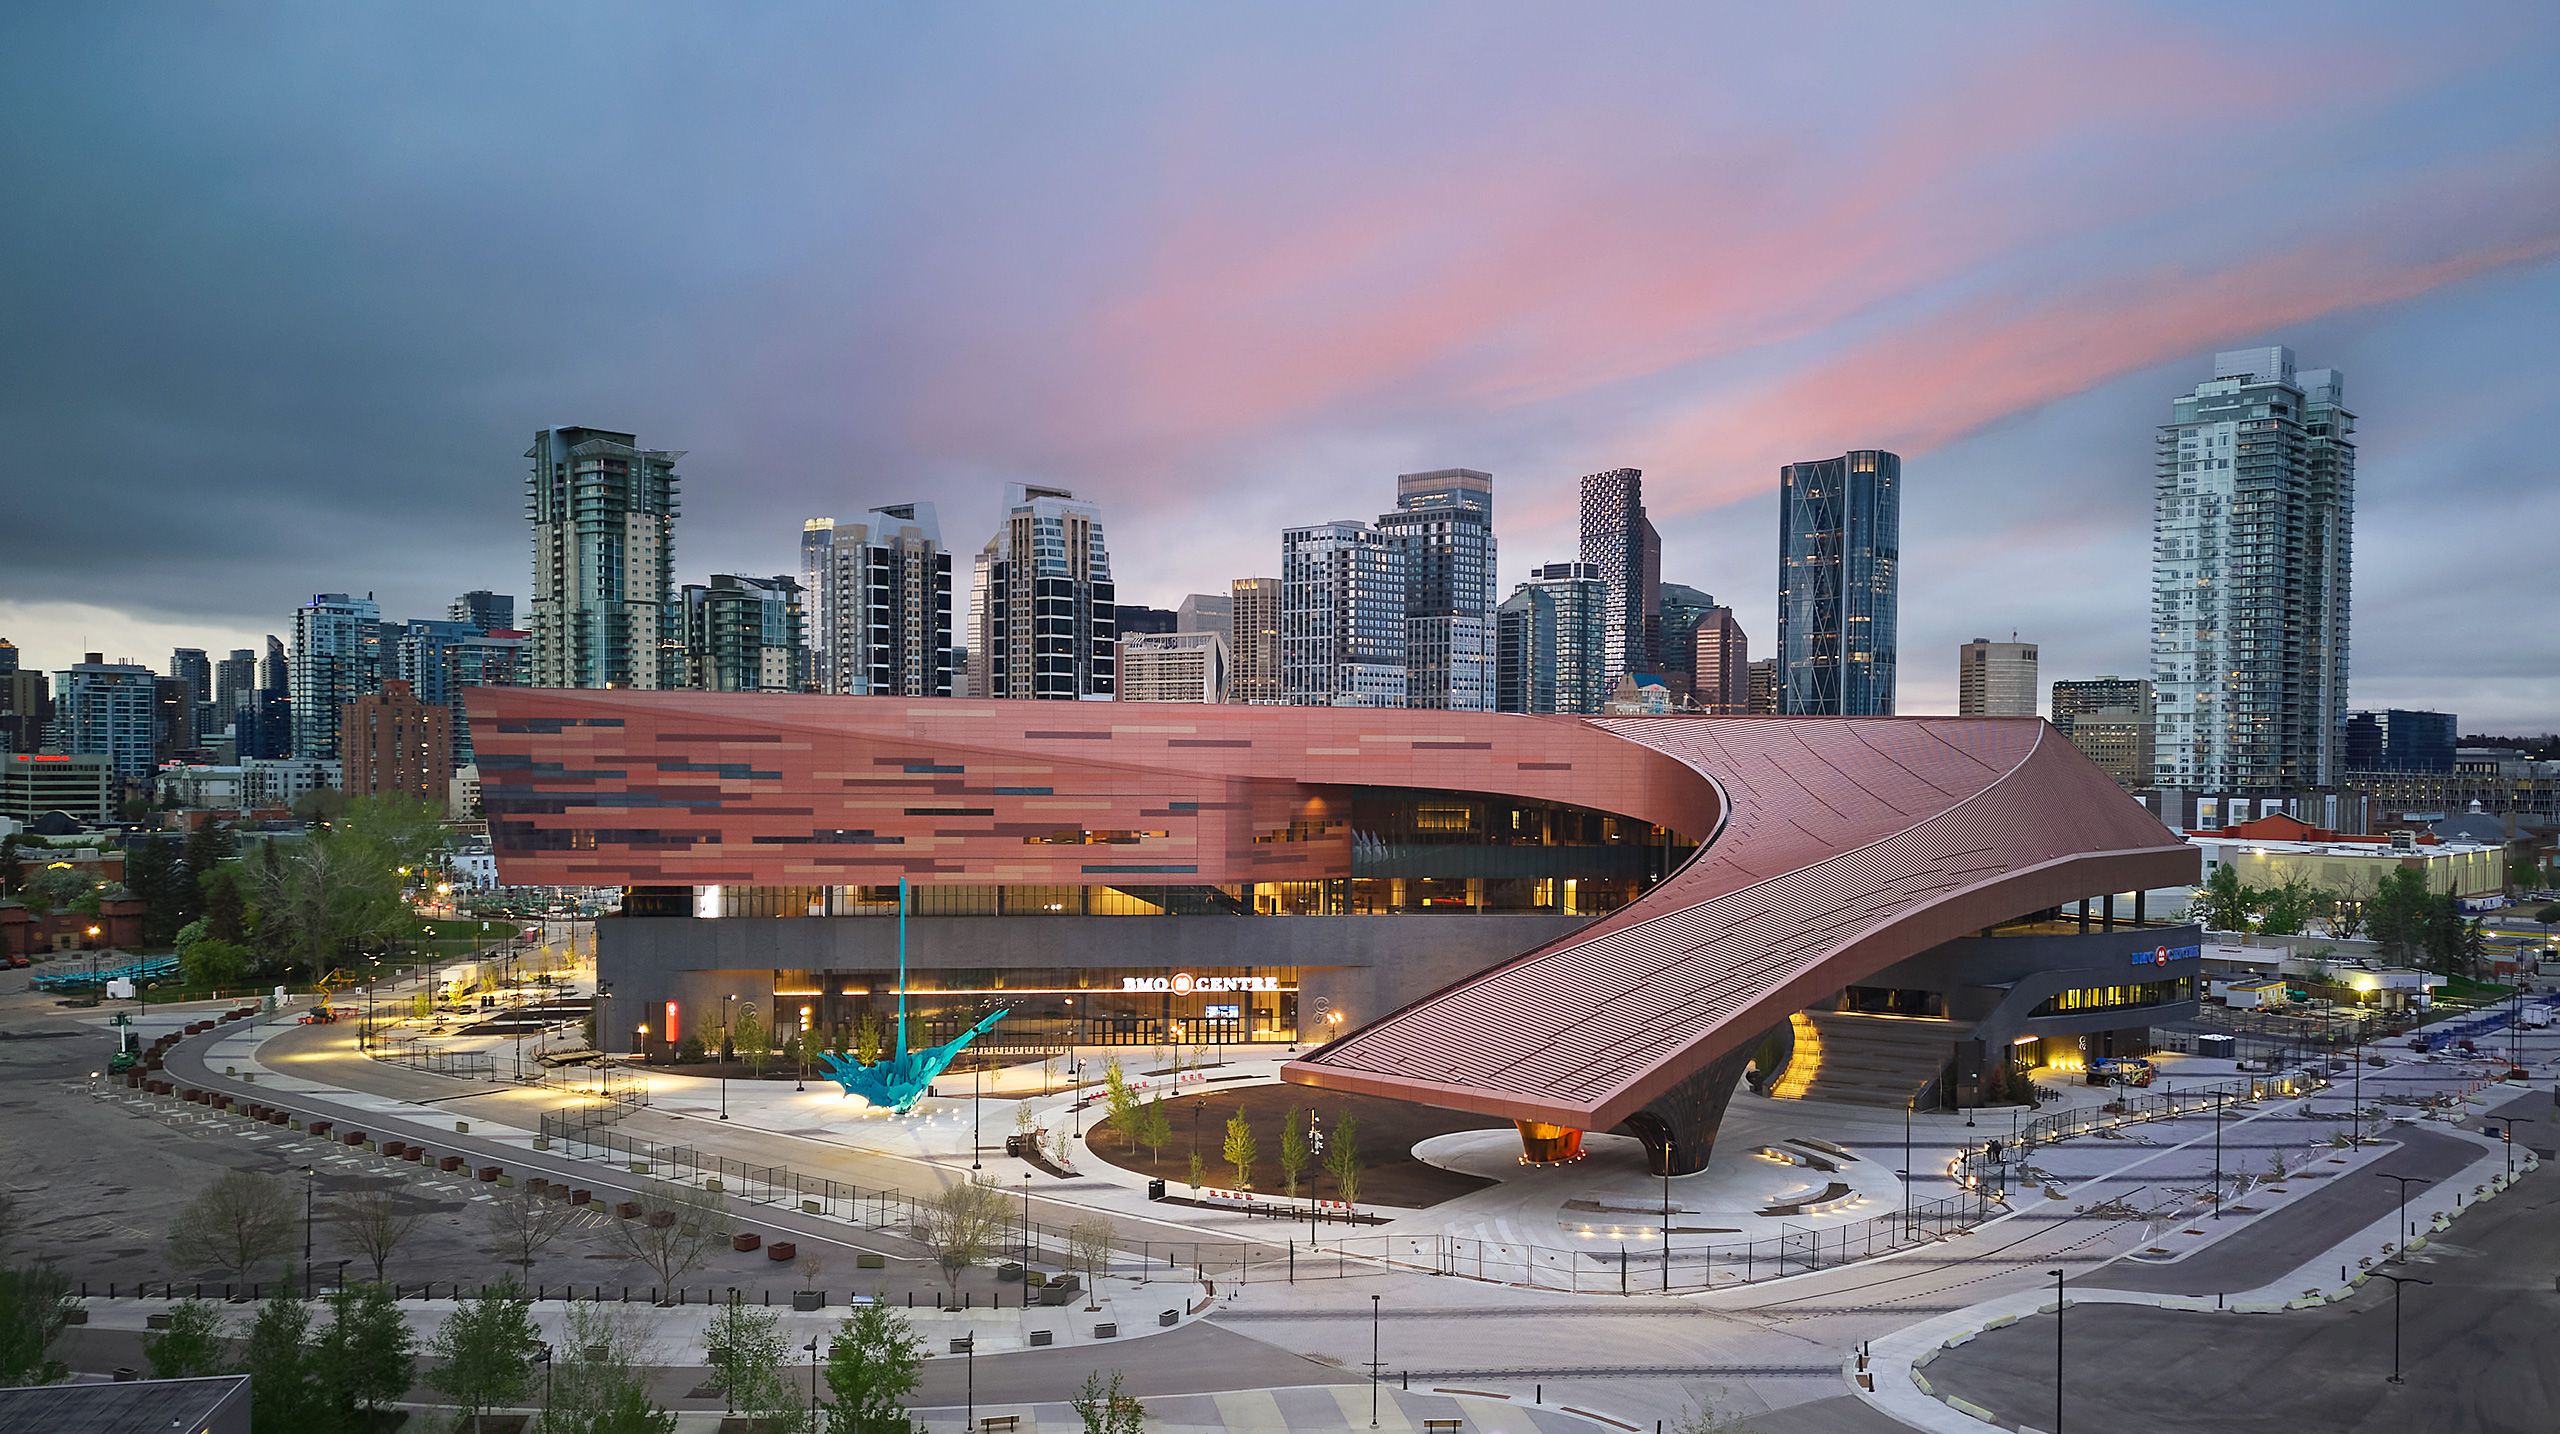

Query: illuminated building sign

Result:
[2131,944,2201,967]
[663,999,680,1044]
[1120,973,1280,994]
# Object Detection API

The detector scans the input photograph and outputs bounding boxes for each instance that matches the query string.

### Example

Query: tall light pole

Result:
[302,1165,317,1297]
[2484,1115,2526,1180]
[722,992,737,1120]
[972,1064,983,1171]
[2048,1267,2065,1434]
[1660,1144,1672,1292]
[1903,1093,1916,1235]
[2373,1173,2430,1261]
[805,1335,821,1427]
[1022,1173,1033,1266]
[2212,1088,2226,1218]
[1368,1292,1382,1428]
[2373,1272,2431,1384]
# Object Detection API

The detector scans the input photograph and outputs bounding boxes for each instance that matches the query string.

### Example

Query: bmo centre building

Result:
[473,690,2202,1170]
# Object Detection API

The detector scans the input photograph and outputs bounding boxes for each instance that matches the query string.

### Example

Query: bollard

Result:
[1536,1383,1542,1404]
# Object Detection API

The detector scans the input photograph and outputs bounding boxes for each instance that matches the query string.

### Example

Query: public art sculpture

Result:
[815,880,1007,1114]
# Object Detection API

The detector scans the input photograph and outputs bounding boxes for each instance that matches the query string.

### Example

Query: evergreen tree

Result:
[1278,1107,1309,1199]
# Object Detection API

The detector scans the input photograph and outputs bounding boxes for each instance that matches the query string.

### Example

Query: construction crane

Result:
[301,968,359,1025]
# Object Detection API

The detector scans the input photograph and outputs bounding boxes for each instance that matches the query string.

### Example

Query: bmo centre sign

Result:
[1120,972,1280,994]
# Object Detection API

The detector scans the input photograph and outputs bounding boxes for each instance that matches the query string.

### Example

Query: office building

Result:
[800,519,838,691]
[1655,585,1716,701]
[213,650,255,731]
[2051,677,2153,737]
[970,484,1116,701]
[526,426,682,690]
[1778,450,1901,715]
[1494,562,1607,715]
[2064,707,2154,789]
[1118,630,1231,703]
[2152,348,2356,791]
[0,640,39,756]
[1228,577,1283,704]
[1176,593,1234,645]
[154,677,197,760]
[681,575,807,693]
[290,592,382,761]
[450,591,515,634]
[1746,658,1779,715]
[1958,638,2038,718]
[1376,468,1496,711]
[1579,468,1660,677]
[240,756,338,811]
[339,679,454,808]
[1114,605,1179,637]
[393,620,527,766]
[2344,709,2457,774]
[1691,606,1749,714]
[49,654,159,782]
[816,504,952,698]
[1,752,114,823]
[1282,521,1407,707]
[169,648,212,739]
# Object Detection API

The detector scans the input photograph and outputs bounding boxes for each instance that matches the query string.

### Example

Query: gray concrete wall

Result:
[1870,924,2205,1048]
[593,912,1591,1053]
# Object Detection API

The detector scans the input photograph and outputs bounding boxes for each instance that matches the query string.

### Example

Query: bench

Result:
[979,1418,1019,1433]
[1424,1420,1465,1434]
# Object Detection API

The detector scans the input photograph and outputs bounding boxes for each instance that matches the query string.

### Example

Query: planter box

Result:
[145,1313,174,1330]
[454,1121,470,1134]
[1158,1309,1178,1327]
[570,1190,592,1205]
[791,1291,824,1312]
[996,1262,1023,1282]
[476,1166,502,1182]
[1094,1323,1116,1339]
[732,1233,761,1253]
[401,1144,421,1159]
[440,1156,465,1172]
[1029,1329,1052,1347]
[646,1211,675,1229]
[309,1121,334,1138]
[616,1202,643,1220]
[766,1242,796,1263]
[856,1253,884,1270]
[343,1132,366,1146]
[61,1309,87,1326]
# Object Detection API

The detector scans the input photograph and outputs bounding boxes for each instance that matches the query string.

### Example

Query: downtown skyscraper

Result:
[1374,468,1496,710]
[1495,562,1607,714]
[970,484,1116,700]
[807,505,952,696]
[1281,520,1407,707]
[1777,450,1900,716]
[2152,348,2356,792]
[1578,468,1660,678]
[526,426,682,690]
[291,591,382,760]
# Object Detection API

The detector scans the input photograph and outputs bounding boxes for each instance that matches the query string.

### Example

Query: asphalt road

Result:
[1927,1161,2560,1434]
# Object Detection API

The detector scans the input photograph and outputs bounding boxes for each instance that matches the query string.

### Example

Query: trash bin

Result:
[1146,1178,1166,1201]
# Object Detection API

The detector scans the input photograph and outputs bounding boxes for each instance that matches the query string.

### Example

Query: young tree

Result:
[332,1185,426,1284]
[319,1281,416,1423]
[703,1293,802,1429]
[486,1181,581,1268]
[1068,1218,1114,1293]
[733,1003,771,1076]
[242,1292,327,1432]
[1102,1058,1136,1150]
[1186,1151,1205,1196]
[1135,1095,1172,1163]
[1223,1107,1257,1190]
[916,1178,1009,1295]
[1278,1107,1309,1199]
[824,1300,924,1434]
[1071,1369,1146,1434]
[852,1011,885,1066]
[539,1301,675,1434]
[2256,875,2320,937]
[1324,1113,1362,1208]
[428,1276,542,1428]
[2536,901,2560,938]
[601,1182,728,1295]
[166,1168,296,1284]
[0,1262,73,1386]
[142,1298,228,1380]
[2327,870,2378,941]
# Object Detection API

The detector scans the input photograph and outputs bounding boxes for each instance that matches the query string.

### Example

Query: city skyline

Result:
[6,6,2560,725]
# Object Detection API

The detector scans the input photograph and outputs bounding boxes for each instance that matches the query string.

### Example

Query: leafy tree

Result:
[1068,1218,1114,1293]
[1186,1151,1205,1195]
[319,1281,416,1422]
[0,834,21,898]
[179,935,255,990]
[486,1181,581,1268]
[2327,870,2378,941]
[2255,875,2321,937]
[538,1301,674,1434]
[2537,902,2560,937]
[1135,1094,1172,1163]
[201,862,251,944]
[1071,1369,1146,1434]
[427,1276,542,1428]
[733,1002,770,1075]
[852,1011,884,1066]
[601,1181,729,1294]
[0,1262,73,1386]
[917,1178,1009,1295]
[242,1292,327,1432]
[1102,1059,1137,1151]
[332,1186,426,1285]
[704,1294,803,1429]
[1278,1107,1309,1199]
[2195,863,2252,933]
[143,1298,228,1379]
[2364,867,2434,966]
[1324,1113,1362,1207]
[2508,851,2541,892]
[166,1168,296,1284]
[824,1300,924,1434]
[1223,1107,1257,1189]
[1667,1401,1761,1434]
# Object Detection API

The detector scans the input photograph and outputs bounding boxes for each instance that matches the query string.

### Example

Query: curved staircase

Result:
[1767,1010,1961,1109]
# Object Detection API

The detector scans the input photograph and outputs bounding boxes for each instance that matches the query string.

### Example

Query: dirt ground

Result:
[1083,1081,1505,1208]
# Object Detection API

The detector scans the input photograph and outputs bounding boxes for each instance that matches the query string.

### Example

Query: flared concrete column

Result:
[1619,1046,1754,1176]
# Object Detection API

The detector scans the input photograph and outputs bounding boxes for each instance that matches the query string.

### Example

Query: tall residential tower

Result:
[1375,468,1496,711]
[526,427,682,690]
[970,485,1115,700]
[1578,469,1660,678]
[1777,450,1900,716]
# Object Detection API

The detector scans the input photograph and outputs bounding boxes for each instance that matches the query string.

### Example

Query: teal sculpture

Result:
[816,878,1006,1113]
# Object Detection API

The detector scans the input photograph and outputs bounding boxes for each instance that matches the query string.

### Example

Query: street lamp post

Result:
[302,1166,316,1297]
[2213,1088,2226,1218]
[1903,1094,1915,1235]
[972,1064,983,1171]
[805,1335,821,1427]
[2373,1272,2431,1384]
[1660,1149,1672,1292]
[1368,1292,1382,1428]
[2353,1020,2366,1149]
[2373,1173,2430,1260]
[2048,1267,2065,1434]
[1022,1174,1033,1266]
[722,993,736,1120]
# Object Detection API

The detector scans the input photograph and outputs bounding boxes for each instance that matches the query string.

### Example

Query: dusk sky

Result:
[5,3,2559,725]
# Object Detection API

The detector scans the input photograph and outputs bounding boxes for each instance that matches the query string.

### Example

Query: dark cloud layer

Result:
[3,2,2557,724]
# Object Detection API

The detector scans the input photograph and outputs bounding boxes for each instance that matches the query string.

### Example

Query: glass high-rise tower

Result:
[1578,469,1660,678]
[2151,348,2355,791]
[1777,450,1900,716]
[1375,468,1496,711]
[970,485,1115,700]
[526,427,682,691]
